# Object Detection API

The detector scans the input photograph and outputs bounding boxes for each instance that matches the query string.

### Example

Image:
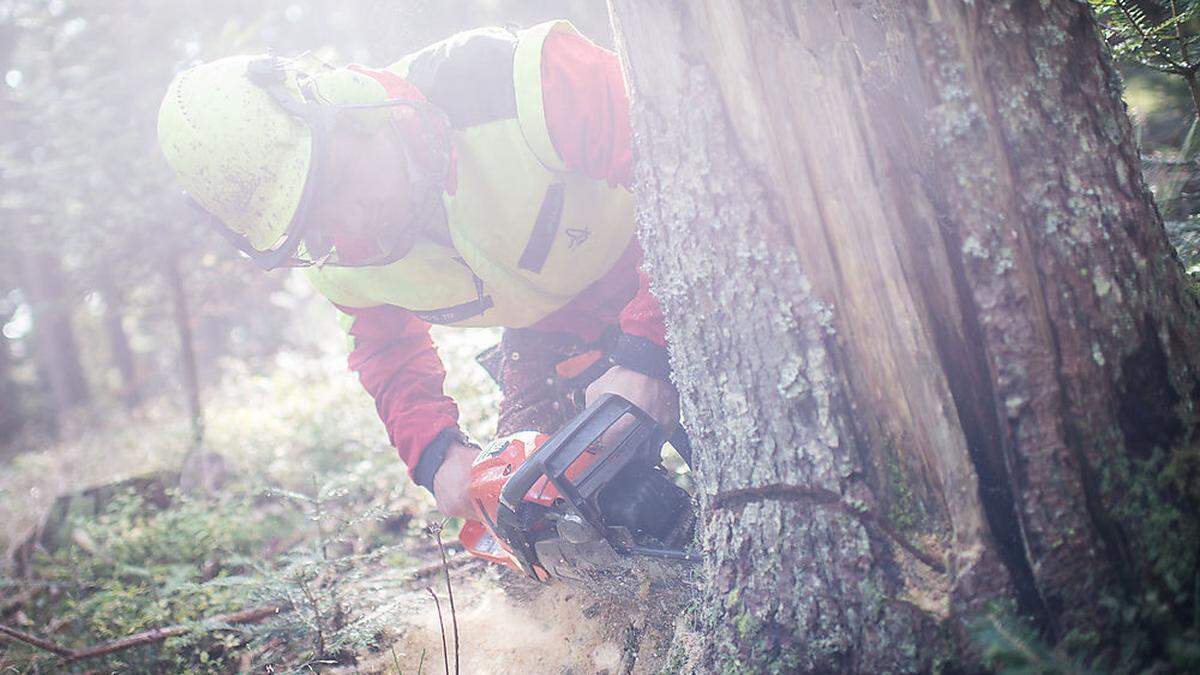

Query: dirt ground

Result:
[346,544,695,675]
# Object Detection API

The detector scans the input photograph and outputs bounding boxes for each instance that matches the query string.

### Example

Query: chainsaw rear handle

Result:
[499,393,658,513]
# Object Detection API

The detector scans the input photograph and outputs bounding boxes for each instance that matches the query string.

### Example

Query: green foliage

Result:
[229,479,413,672]
[972,593,1200,675]
[1,480,418,673]
[1092,1,1200,77]
[0,359,471,672]
[4,490,288,672]
[970,610,1096,675]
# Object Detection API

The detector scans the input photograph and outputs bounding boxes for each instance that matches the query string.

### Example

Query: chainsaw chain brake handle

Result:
[498,393,658,514]
[490,393,698,580]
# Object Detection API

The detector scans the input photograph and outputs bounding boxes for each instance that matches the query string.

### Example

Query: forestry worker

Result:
[156,21,679,518]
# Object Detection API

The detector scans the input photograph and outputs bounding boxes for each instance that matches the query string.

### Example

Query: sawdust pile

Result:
[352,569,685,674]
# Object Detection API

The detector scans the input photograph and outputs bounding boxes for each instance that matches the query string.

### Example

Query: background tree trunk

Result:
[609,0,1200,670]
[16,237,89,430]
[0,324,20,445]
[165,255,202,448]
[98,273,140,409]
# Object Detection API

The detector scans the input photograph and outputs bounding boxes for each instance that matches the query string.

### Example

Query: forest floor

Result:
[0,329,682,673]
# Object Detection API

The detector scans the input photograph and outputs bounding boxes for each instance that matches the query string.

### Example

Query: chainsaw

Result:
[459,394,698,585]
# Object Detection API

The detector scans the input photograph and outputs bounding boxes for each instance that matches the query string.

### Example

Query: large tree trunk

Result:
[609,0,1200,670]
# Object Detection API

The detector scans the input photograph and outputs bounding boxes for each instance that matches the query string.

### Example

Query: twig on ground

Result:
[0,605,280,663]
[407,540,464,557]
[430,520,460,675]
[1142,156,1200,168]
[425,588,449,675]
[296,574,327,659]
[408,554,478,583]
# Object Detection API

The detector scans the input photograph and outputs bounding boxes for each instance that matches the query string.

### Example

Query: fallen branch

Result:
[0,624,73,657]
[619,622,642,675]
[0,605,281,663]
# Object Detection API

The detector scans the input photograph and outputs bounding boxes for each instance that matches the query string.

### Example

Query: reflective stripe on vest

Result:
[305,20,635,328]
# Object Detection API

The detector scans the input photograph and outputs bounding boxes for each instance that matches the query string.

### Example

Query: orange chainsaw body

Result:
[457,395,696,584]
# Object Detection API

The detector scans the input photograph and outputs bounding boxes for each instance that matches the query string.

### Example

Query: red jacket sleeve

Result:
[338,303,460,484]
[541,30,668,349]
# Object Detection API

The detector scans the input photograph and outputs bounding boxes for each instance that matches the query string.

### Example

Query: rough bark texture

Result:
[609,0,1200,671]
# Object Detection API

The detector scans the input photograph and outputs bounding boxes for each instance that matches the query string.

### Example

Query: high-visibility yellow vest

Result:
[305,21,635,328]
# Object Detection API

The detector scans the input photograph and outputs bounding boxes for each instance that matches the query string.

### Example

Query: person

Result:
[156,20,679,519]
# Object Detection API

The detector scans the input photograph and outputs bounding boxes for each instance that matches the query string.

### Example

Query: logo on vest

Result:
[566,226,591,250]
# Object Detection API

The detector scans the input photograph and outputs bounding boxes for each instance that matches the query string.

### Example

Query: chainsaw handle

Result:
[499,394,651,512]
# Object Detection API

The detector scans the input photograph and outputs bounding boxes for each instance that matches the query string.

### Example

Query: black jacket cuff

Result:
[609,334,672,382]
[413,427,470,495]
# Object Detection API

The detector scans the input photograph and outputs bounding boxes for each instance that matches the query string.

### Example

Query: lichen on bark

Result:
[611,2,935,671]
[609,0,1200,671]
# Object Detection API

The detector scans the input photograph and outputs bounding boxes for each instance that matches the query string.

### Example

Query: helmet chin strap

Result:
[402,145,452,248]
[311,116,450,269]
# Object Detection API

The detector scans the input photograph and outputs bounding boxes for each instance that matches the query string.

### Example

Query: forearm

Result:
[340,303,464,488]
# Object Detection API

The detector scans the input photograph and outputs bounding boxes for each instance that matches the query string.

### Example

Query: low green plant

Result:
[2,489,289,672]
[228,478,414,672]
[1,478,424,673]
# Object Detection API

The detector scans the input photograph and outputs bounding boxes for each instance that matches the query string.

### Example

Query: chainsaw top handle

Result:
[498,393,661,514]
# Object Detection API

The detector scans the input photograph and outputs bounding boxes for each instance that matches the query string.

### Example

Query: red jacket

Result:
[340,29,668,488]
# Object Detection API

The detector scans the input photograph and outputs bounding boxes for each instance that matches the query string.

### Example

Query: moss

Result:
[886,457,927,534]
[735,611,759,639]
[658,647,688,674]
[1102,443,1200,598]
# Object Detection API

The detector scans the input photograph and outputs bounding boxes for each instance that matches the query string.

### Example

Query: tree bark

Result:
[609,0,1200,671]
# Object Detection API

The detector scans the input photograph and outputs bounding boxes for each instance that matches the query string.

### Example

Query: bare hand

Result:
[432,441,481,519]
